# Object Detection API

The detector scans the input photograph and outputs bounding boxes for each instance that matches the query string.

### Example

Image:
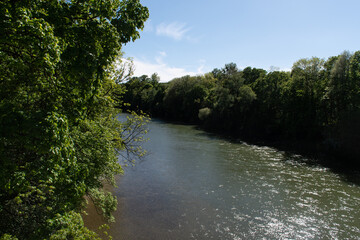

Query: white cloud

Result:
[156,22,191,41]
[130,52,205,82]
[268,66,291,72]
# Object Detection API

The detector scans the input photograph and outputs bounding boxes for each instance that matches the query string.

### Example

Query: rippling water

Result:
[84,118,360,239]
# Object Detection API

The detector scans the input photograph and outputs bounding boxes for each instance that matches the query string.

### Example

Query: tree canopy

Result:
[0,0,149,239]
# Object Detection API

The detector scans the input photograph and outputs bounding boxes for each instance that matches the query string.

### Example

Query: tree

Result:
[122,73,165,116]
[251,71,290,137]
[282,57,325,138]
[0,0,149,239]
[208,63,256,133]
[212,62,239,81]
[322,51,360,162]
[242,66,267,85]
[163,75,212,122]
[349,51,360,110]
[325,52,351,121]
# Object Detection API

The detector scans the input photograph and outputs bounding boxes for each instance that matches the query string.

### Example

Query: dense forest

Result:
[123,52,360,167]
[0,0,148,239]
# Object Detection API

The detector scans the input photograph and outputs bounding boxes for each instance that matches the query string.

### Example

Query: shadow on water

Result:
[194,126,360,187]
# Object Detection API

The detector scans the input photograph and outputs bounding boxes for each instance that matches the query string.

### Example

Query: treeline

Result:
[123,51,360,166]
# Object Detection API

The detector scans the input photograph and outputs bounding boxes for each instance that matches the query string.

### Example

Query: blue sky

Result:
[122,0,360,82]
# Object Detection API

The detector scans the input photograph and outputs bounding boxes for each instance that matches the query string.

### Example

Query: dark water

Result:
[84,118,360,239]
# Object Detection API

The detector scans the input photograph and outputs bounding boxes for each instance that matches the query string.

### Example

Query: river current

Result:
[84,118,360,239]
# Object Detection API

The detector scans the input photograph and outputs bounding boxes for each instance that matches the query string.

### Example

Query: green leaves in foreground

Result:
[0,0,149,239]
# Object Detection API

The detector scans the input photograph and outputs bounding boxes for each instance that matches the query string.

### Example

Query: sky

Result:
[122,0,360,82]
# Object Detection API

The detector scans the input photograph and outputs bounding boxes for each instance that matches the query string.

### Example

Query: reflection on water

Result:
[84,119,360,239]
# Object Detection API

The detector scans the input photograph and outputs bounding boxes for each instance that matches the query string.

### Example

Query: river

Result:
[84,118,360,239]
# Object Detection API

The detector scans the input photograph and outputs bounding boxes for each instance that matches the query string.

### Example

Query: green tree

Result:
[325,52,351,121]
[322,51,360,161]
[208,63,257,133]
[282,57,324,138]
[123,73,165,116]
[242,66,267,85]
[251,71,290,137]
[349,51,360,110]
[0,0,149,239]
[163,75,214,122]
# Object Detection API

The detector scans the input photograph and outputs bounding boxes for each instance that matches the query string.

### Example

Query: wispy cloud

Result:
[268,65,291,72]
[156,22,191,41]
[130,52,205,82]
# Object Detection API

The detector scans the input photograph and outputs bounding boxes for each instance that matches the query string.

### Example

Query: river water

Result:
[84,118,360,239]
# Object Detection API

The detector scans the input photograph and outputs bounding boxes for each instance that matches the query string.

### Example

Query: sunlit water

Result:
[84,118,360,239]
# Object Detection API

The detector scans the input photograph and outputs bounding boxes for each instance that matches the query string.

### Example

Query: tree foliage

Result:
[0,0,149,239]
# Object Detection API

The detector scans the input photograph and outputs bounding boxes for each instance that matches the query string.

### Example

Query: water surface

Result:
[85,118,360,239]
